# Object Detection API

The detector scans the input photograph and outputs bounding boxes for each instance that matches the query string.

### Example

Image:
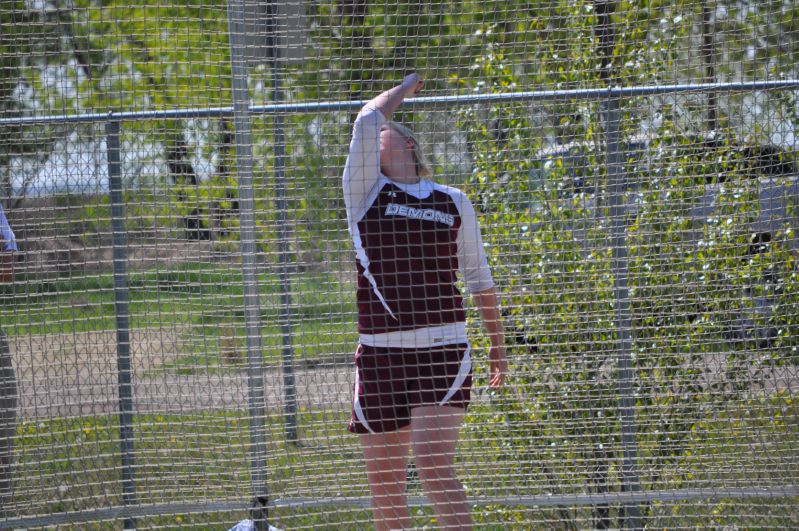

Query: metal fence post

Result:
[226,0,270,526]
[0,326,18,521]
[602,95,644,530]
[106,118,137,530]
[265,0,299,445]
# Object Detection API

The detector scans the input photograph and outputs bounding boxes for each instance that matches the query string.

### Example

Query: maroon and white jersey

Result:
[343,104,494,349]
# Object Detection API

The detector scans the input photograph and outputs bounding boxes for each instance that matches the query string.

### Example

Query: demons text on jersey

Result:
[384,202,456,227]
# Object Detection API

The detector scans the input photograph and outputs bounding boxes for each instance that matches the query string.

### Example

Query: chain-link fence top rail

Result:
[1,0,798,529]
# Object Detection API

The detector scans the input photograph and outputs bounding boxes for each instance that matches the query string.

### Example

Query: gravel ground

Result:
[8,328,355,419]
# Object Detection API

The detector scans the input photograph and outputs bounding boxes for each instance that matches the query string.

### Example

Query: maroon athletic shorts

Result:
[348,342,472,434]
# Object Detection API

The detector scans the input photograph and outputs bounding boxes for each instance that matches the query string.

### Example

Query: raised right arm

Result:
[343,74,424,225]
[342,103,384,226]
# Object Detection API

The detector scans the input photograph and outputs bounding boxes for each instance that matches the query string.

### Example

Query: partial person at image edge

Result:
[0,202,17,284]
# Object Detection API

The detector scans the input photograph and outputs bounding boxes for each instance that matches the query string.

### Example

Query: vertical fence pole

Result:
[265,0,298,445]
[226,1,270,526]
[0,325,18,521]
[602,96,644,529]
[594,2,643,526]
[106,118,137,530]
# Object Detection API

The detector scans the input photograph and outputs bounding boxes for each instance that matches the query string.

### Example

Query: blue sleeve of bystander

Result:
[0,204,17,252]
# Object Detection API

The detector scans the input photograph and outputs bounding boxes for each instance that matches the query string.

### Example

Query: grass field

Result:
[8,395,799,529]
[1,262,358,369]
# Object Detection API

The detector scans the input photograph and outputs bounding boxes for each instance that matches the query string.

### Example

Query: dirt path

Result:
[8,328,798,420]
[8,328,354,419]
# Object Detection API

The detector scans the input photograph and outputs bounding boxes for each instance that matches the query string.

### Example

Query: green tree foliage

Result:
[453,2,798,525]
[0,3,56,200]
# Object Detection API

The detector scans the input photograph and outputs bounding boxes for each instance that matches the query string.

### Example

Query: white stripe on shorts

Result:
[439,345,472,406]
[352,366,375,434]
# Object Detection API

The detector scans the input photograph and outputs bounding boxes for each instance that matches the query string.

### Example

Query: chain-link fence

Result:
[1,1,798,529]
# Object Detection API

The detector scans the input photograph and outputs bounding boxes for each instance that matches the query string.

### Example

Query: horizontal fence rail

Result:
[0,80,796,127]
[5,487,799,529]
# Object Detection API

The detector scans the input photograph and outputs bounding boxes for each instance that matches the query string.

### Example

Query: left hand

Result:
[488,344,508,388]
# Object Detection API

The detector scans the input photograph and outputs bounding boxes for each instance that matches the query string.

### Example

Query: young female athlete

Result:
[343,73,507,530]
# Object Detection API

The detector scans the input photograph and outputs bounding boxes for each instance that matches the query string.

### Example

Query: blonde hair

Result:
[386,121,432,178]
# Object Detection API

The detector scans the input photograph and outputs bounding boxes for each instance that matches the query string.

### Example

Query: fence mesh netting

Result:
[1,1,798,529]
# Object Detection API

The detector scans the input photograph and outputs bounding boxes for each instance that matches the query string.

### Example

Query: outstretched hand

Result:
[370,73,424,120]
[402,73,424,97]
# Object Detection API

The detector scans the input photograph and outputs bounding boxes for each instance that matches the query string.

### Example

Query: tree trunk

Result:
[165,130,209,240]
[339,0,373,120]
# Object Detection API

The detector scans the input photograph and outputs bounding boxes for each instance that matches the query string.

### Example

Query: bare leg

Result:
[411,405,471,530]
[359,426,411,531]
